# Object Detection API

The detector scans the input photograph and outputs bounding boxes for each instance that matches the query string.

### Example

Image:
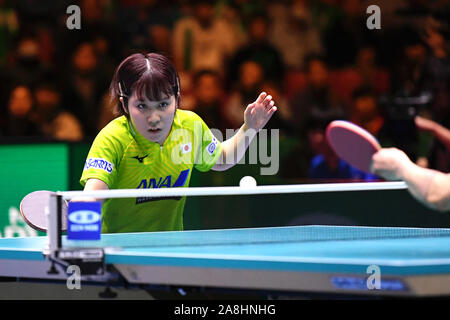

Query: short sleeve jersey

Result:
[80,110,222,233]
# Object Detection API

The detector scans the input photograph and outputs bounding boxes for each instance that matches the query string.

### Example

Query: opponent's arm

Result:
[400,158,450,212]
[371,148,450,212]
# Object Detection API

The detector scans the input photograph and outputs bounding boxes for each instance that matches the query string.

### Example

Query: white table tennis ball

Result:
[239,176,257,188]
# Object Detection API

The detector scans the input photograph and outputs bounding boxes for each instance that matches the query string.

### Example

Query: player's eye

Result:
[159,101,169,109]
[137,103,147,110]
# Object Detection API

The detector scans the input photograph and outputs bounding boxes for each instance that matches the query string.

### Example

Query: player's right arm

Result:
[71,179,109,204]
[78,119,125,203]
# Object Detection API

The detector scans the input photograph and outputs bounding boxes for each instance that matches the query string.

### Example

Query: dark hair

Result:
[193,69,221,85]
[110,52,181,116]
[352,86,376,101]
[34,71,61,93]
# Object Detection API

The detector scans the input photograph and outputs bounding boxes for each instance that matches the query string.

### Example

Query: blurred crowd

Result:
[0,0,449,180]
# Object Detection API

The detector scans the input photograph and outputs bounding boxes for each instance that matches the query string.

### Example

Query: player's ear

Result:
[119,96,128,115]
[175,75,181,109]
[118,80,129,115]
[176,94,181,109]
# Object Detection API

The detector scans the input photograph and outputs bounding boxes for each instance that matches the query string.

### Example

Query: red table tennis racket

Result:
[326,120,381,174]
[20,190,68,232]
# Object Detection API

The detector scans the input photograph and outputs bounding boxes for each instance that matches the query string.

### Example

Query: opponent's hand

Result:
[244,92,277,131]
[371,148,412,181]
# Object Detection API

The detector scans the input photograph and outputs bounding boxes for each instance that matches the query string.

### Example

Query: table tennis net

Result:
[67,226,450,249]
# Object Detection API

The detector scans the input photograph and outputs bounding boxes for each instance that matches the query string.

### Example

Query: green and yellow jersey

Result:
[80,110,222,233]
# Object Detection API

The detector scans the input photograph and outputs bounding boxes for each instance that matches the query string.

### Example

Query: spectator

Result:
[289,54,348,136]
[91,31,117,81]
[148,24,173,57]
[219,0,266,24]
[260,80,293,137]
[355,46,390,95]
[117,0,180,53]
[96,91,117,134]
[378,29,434,163]
[227,13,285,89]
[35,24,56,67]
[309,146,379,181]
[281,54,349,180]
[267,0,323,70]
[54,0,118,69]
[308,125,378,181]
[5,34,47,86]
[350,86,384,137]
[391,28,431,97]
[331,46,390,105]
[0,0,19,66]
[322,0,376,68]
[63,41,109,138]
[15,0,63,24]
[32,81,84,142]
[172,0,243,74]
[224,60,265,129]
[191,70,227,134]
[4,85,40,137]
[176,70,196,111]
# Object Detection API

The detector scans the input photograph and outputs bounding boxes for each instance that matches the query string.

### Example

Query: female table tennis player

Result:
[371,117,450,212]
[78,53,277,233]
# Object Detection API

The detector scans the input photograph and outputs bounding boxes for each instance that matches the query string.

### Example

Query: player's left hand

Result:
[244,92,277,131]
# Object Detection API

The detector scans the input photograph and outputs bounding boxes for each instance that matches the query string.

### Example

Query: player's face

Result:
[127,93,176,145]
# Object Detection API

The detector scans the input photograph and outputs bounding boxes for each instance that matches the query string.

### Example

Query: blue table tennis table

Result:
[1,225,450,299]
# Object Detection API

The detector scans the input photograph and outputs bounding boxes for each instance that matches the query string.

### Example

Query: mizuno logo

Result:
[132,154,149,163]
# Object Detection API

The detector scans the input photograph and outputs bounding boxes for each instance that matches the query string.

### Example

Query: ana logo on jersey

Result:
[137,169,190,189]
[135,169,190,204]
